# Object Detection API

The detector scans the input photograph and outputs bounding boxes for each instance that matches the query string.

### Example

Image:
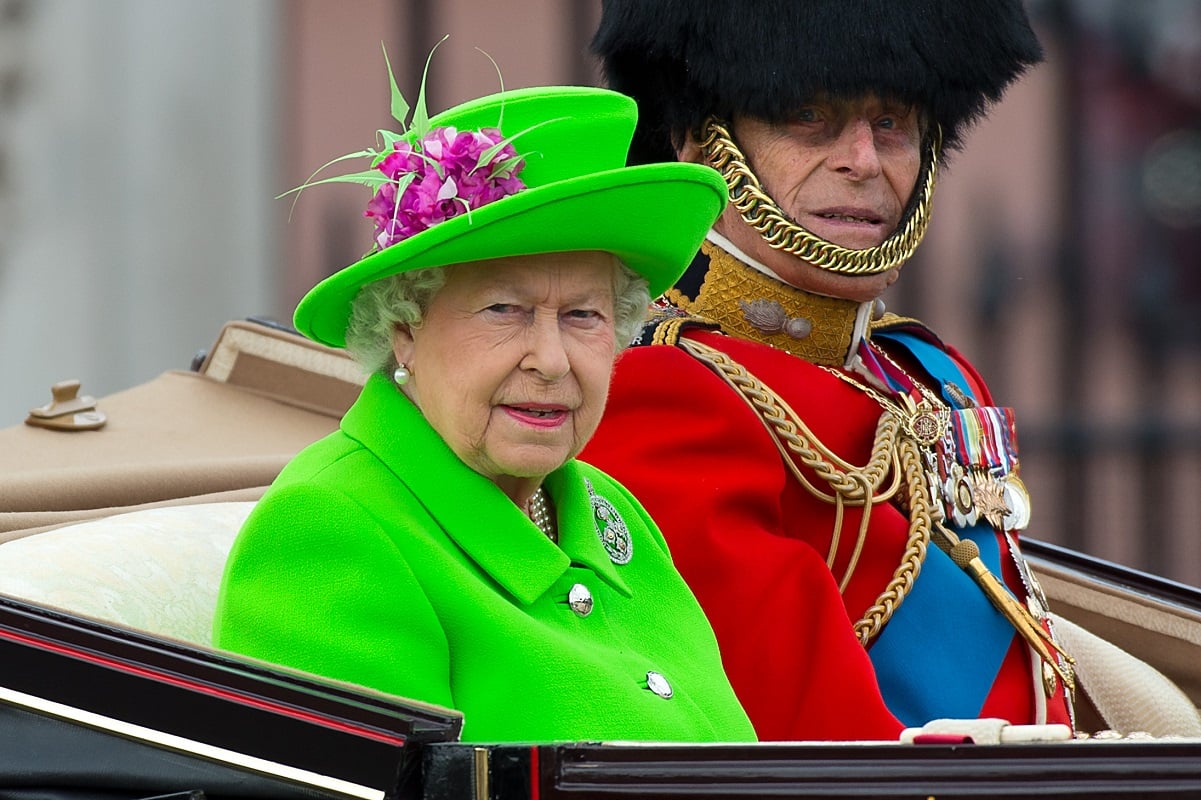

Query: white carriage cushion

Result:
[0,501,253,645]
[1053,614,1201,738]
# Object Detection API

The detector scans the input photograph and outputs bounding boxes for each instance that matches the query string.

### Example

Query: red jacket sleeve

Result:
[583,342,905,741]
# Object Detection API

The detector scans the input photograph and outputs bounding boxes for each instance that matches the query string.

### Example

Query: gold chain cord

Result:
[699,119,941,276]
[679,337,931,645]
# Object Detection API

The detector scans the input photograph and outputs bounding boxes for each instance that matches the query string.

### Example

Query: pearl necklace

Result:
[526,486,557,542]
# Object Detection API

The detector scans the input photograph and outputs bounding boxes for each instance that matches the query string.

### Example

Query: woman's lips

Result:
[502,403,569,428]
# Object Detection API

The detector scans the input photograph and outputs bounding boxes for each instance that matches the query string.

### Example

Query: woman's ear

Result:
[391,322,416,367]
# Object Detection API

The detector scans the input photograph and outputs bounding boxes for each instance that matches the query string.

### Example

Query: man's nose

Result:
[829,118,882,180]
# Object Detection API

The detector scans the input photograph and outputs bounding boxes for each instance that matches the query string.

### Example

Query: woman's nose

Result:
[521,314,571,380]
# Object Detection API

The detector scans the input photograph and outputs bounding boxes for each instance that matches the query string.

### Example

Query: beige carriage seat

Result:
[0,502,253,645]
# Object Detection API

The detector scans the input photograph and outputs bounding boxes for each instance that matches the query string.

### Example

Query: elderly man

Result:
[581,0,1074,740]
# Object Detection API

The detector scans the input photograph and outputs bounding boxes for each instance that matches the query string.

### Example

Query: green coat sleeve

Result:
[213,482,454,709]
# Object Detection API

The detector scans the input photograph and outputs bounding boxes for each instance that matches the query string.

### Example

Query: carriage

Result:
[4,319,1201,799]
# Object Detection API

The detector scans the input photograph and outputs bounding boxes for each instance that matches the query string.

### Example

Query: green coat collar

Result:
[341,375,633,605]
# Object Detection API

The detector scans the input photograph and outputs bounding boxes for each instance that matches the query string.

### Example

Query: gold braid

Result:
[678,337,931,645]
[852,434,932,645]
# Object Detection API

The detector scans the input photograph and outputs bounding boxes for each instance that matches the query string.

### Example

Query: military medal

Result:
[938,405,1030,533]
[971,471,1010,530]
[905,399,945,448]
[945,463,979,527]
[585,479,632,564]
[1002,474,1033,531]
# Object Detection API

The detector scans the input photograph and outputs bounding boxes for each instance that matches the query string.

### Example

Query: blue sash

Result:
[866,330,1016,726]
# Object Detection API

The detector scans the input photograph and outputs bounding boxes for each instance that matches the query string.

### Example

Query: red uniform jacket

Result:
[582,322,1073,741]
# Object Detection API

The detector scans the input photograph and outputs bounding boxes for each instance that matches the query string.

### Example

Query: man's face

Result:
[709,95,924,301]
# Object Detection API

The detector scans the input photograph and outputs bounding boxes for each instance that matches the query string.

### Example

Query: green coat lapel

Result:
[341,375,631,604]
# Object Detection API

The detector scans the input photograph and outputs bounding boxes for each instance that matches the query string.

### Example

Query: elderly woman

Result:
[212,83,756,744]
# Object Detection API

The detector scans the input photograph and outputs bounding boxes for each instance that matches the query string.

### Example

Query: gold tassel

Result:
[935,523,1076,694]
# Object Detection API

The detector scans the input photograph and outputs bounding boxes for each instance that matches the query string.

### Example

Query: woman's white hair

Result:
[344,254,651,375]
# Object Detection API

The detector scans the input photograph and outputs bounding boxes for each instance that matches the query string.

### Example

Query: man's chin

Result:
[804,222,892,252]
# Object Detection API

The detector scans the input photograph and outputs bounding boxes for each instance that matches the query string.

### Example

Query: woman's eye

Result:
[564,308,602,324]
[485,303,521,314]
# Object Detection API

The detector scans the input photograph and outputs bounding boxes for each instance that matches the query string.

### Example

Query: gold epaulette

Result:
[870,310,925,333]
[869,312,952,355]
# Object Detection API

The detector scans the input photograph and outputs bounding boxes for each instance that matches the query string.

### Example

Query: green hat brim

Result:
[294,161,726,348]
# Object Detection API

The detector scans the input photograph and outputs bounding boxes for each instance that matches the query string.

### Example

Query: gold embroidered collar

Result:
[664,241,866,366]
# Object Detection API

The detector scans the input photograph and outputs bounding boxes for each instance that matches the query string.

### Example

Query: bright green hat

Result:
[293,85,727,348]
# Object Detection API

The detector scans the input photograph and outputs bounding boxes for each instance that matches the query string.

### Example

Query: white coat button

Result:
[567,583,593,617]
[646,671,673,699]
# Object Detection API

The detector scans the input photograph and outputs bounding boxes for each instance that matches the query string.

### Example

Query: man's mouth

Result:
[818,212,881,224]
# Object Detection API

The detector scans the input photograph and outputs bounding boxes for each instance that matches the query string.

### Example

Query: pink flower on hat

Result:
[365,126,526,250]
[279,40,535,256]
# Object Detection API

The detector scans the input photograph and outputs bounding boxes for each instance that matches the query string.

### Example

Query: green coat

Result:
[213,374,754,743]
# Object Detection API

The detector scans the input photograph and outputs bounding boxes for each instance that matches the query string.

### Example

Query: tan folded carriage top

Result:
[0,320,363,540]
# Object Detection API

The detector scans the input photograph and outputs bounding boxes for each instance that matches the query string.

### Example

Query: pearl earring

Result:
[393,363,411,386]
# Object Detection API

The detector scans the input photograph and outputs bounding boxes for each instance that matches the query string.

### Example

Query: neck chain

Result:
[526,486,557,542]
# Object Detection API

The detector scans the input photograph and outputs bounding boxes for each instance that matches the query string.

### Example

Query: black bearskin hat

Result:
[593,0,1044,165]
